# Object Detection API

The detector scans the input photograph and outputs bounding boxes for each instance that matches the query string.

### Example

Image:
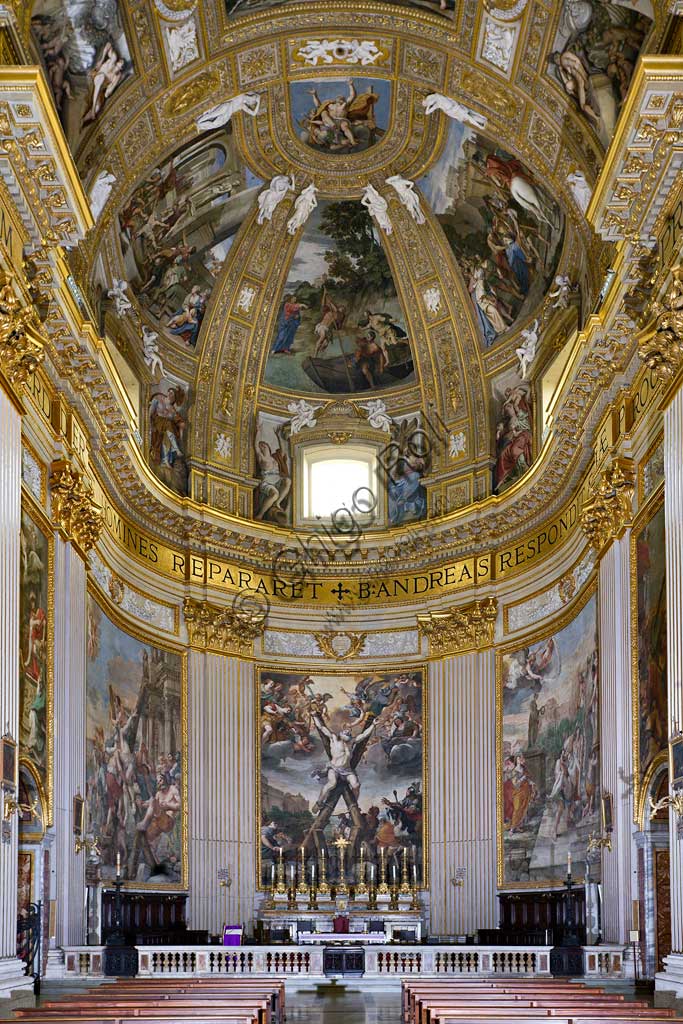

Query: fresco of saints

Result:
[149,382,189,496]
[494,382,533,494]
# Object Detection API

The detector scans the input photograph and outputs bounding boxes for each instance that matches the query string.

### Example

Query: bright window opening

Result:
[302,446,377,522]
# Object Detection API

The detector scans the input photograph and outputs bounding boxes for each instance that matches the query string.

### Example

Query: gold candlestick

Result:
[400,847,411,896]
[275,847,286,896]
[378,846,389,895]
[297,846,308,896]
[334,835,350,896]
[410,884,420,910]
[318,848,330,896]
[356,844,368,896]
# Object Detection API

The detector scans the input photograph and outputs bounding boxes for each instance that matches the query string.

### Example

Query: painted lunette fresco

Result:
[632,497,667,821]
[19,503,52,824]
[85,593,186,887]
[498,591,600,887]
[257,669,426,888]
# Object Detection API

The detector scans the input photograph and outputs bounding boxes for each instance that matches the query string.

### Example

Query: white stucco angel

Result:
[385,174,425,225]
[286,183,318,235]
[360,398,392,433]
[548,274,574,309]
[108,278,132,317]
[142,325,164,377]
[196,92,261,132]
[257,174,295,225]
[361,184,392,235]
[422,93,487,130]
[89,169,116,221]
[567,170,592,214]
[516,318,539,380]
[287,398,321,434]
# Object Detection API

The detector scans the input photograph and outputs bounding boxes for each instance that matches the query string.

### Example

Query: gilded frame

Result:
[670,735,683,789]
[86,583,189,891]
[630,487,666,828]
[496,580,599,889]
[20,491,54,827]
[18,757,47,844]
[254,661,429,890]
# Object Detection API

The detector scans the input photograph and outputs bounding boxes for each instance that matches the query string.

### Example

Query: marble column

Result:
[656,384,683,1003]
[429,650,497,936]
[187,652,257,934]
[598,533,636,949]
[48,537,87,964]
[0,385,33,999]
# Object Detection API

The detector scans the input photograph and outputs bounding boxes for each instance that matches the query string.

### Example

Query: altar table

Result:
[297,931,386,944]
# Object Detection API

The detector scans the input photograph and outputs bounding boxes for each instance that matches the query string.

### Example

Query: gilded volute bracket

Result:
[579,457,634,558]
[49,457,103,558]
[183,597,266,656]
[417,597,497,656]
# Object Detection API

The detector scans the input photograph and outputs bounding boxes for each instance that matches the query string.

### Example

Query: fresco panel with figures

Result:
[499,593,599,886]
[263,200,415,395]
[258,670,425,887]
[86,596,185,887]
[635,502,667,792]
[19,508,50,795]
[118,129,261,349]
[226,0,453,16]
[290,77,390,155]
[549,1,652,149]
[419,121,564,348]
[31,0,133,149]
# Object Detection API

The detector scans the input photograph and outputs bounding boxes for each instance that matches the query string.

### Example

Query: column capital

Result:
[639,265,683,388]
[416,597,497,655]
[579,458,634,558]
[49,458,103,557]
[183,597,266,655]
[0,270,44,411]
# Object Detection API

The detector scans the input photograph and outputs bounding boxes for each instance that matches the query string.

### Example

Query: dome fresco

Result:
[40,0,658,533]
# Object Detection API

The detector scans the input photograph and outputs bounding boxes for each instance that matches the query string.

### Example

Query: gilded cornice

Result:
[49,457,104,557]
[0,270,44,403]
[183,596,266,654]
[417,597,497,655]
[579,458,634,558]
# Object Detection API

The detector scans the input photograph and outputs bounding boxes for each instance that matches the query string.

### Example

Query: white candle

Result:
[392,864,397,882]
[371,864,375,882]
[312,864,316,884]
[413,865,417,883]
[271,863,275,885]
[567,851,572,875]
[290,864,295,884]
[116,852,121,876]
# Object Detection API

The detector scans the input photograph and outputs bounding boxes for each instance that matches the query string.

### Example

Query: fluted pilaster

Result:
[188,652,257,933]
[429,651,497,935]
[656,384,683,1003]
[599,534,636,946]
[0,385,31,996]
[51,540,86,948]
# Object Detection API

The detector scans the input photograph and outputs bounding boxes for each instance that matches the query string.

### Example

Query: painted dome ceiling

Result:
[22,0,661,542]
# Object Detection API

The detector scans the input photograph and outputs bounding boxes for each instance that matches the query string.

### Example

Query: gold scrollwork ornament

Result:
[579,460,633,555]
[639,266,683,383]
[0,270,44,390]
[49,459,104,554]
[183,597,266,654]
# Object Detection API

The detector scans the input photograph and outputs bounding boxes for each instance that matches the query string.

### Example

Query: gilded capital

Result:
[417,597,497,655]
[579,459,633,555]
[638,266,683,383]
[183,597,266,654]
[49,458,103,555]
[0,270,44,395]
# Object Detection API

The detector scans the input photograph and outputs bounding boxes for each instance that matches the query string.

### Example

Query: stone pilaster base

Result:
[655,953,683,1011]
[0,957,35,1005]
[44,948,66,980]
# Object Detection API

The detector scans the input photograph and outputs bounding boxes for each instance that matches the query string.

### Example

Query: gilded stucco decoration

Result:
[417,597,497,655]
[49,458,104,555]
[0,270,44,391]
[183,596,266,654]
[639,265,683,383]
[0,2,674,606]
[579,458,634,556]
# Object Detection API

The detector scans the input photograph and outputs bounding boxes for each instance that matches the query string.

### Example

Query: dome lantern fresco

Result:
[19,0,665,555]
